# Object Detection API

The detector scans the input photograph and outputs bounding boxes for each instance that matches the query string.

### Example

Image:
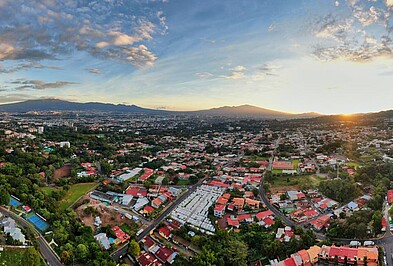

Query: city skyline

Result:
[1,0,393,114]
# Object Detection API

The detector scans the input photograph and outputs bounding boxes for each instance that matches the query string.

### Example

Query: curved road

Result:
[0,206,62,266]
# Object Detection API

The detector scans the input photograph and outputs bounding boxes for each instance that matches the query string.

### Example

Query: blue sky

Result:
[1,0,393,114]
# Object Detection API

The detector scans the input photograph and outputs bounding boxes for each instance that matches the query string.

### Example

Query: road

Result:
[110,179,205,260]
[0,206,62,266]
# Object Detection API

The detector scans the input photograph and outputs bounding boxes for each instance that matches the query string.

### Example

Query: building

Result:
[90,191,114,204]
[94,233,111,250]
[214,204,226,218]
[1,217,26,245]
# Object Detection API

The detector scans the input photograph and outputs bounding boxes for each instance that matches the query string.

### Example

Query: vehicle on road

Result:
[349,241,361,247]
[136,228,144,236]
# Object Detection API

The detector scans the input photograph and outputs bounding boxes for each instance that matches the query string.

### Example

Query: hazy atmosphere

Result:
[1,0,393,113]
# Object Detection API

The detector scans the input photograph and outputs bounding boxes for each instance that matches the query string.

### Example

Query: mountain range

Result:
[0,99,321,119]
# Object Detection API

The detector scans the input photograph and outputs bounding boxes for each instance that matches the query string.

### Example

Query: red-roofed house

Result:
[216,196,228,205]
[141,236,157,252]
[112,226,130,244]
[263,217,275,228]
[238,214,253,224]
[139,168,154,182]
[227,217,240,228]
[155,246,177,264]
[245,198,260,209]
[137,253,159,266]
[256,210,274,221]
[338,247,358,264]
[233,198,245,210]
[158,226,172,240]
[283,257,297,266]
[303,209,319,220]
[152,198,163,209]
[214,204,226,218]
[143,205,155,215]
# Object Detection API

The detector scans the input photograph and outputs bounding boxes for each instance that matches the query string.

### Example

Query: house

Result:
[134,197,150,211]
[227,216,240,228]
[143,205,155,215]
[216,196,229,205]
[1,217,26,245]
[112,226,130,244]
[307,246,322,264]
[233,198,245,210]
[214,204,226,218]
[245,198,260,209]
[310,215,330,231]
[158,226,172,239]
[238,214,253,224]
[155,246,177,264]
[152,198,164,209]
[94,233,111,250]
[90,191,114,204]
[141,236,157,252]
[256,210,274,221]
[297,250,311,266]
[137,252,160,266]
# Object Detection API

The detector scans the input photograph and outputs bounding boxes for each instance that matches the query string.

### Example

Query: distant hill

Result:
[0,99,170,114]
[0,99,322,119]
[192,105,321,119]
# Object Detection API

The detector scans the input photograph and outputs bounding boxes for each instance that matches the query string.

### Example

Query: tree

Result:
[76,244,89,263]
[25,247,41,266]
[0,185,10,205]
[372,211,383,235]
[128,239,141,257]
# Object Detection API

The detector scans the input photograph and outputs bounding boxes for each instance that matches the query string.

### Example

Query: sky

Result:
[0,0,393,114]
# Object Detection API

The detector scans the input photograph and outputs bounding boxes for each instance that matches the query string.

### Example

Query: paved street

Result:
[111,179,205,260]
[0,206,62,266]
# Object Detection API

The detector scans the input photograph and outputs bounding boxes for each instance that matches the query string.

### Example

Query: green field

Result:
[41,183,97,211]
[292,160,300,169]
[177,180,190,186]
[0,248,40,266]
[272,169,283,175]
[347,162,360,169]
[270,175,324,188]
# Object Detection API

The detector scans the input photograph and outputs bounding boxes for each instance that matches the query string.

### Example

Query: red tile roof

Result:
[256,210,274,221]
[155,246,174,263]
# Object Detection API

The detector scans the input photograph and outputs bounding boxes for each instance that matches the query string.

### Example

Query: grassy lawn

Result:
[0,248,37,266]
[292,160,299,169]
[120,222,139,236]
[41,183,97,211]
[272,169,283,175]
[347,162,360,169]
[270,175,325,188]
[177,180,190,186]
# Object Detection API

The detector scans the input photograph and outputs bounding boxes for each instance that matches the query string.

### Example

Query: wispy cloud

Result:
[86,68,103,75]
[10,79,78,91]
[0,62,61,73]
[194,72,214,79]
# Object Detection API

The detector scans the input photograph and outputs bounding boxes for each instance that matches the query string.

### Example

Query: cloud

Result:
[86,68,103,75]
[313,4,393,62]
[0,62,61,73]
[223,71,245,79]
[0,0,168,67]
[231,65,246,71]
[194,72,213,79]
[10,79,78,90]
[335,1,340,7]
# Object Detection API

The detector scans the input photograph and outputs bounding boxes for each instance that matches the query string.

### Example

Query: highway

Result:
[0,206,62,266]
